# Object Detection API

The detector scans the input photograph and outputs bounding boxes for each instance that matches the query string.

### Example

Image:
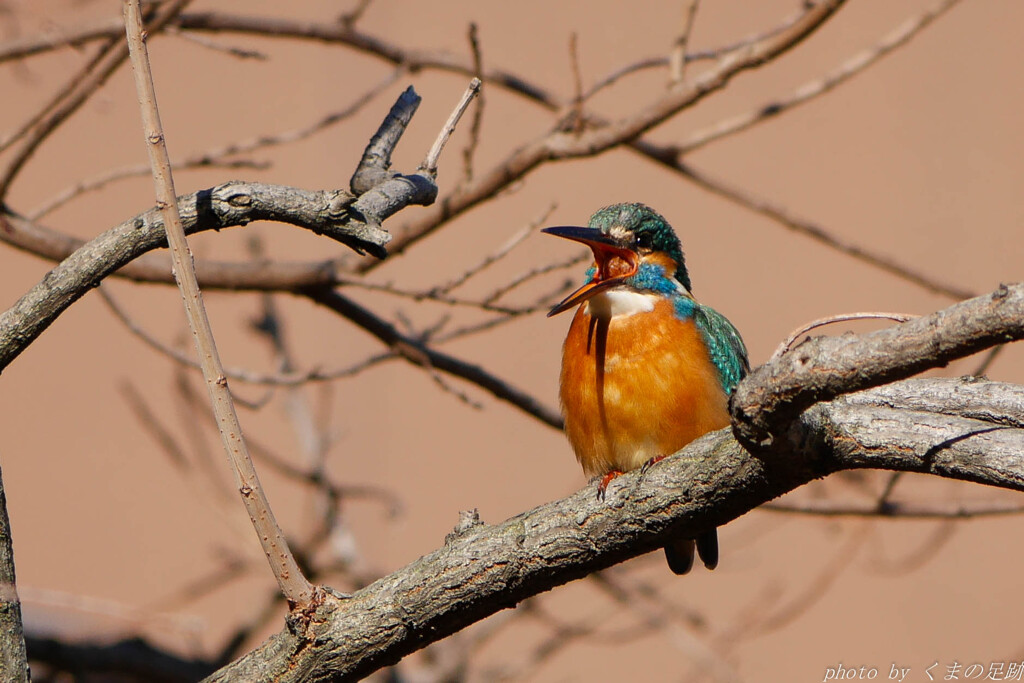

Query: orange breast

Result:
[559,298,729,477]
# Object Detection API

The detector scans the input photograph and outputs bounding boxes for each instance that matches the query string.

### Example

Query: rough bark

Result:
[0,182,385,373]
[731,283,1024,448]
[205,377,1024,682]
[0,465,29,683]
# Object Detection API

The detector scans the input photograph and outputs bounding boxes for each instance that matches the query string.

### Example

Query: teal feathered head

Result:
[541,203,693,316]
[585,203,691,292]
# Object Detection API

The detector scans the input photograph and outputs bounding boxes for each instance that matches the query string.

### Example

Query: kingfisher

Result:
[543,203,749,574]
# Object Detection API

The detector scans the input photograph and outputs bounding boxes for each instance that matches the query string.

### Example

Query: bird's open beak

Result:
[541,226,639,317]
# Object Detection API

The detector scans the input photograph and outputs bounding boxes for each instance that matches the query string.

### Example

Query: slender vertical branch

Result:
[668,0,701,85]
[462,23,485,182]
[122,0,313,606]
[421,78,482,175]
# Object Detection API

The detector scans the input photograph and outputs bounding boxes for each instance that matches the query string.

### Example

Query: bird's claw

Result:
[596,470,624,501]
[640,454,667,475]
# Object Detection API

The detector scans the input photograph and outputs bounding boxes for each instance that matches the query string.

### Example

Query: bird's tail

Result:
[664,528,719,575]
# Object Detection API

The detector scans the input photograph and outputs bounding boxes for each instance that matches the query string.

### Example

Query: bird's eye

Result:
[634,232,655,251]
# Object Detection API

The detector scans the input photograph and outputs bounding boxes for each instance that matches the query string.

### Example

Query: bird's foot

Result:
[640,454,667,475]
[596,470,624,501]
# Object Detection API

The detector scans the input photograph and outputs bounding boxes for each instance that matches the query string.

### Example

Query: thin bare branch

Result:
[0,1,192,201]
[674,0,964,155]
[771,312,918,361]
[29,65,402,219]
[480,252,587,306]
[583,1,812,100]
[973,345,1005,377]
[437,204,556,295]
[3,1,965,309]
[875,471,904,509]
[301,287,564,428]
[165,24,267,59]
[19,586,204,642]
[339,0,375,28]
[868,519,957,575]
[0,36,119,154]
[421,78,482,175]
[752,523,871,635]
[564,32,584,133]
[462,22,485,182]
[123,379,261,548]
[590,571,740,683]
[29,158,266,221]
[668,0,701,86]
[764,498,1024,519]
[667,160,977,300]
[361,0,847,269]
[102,283,397,385]
[123,0,312,606]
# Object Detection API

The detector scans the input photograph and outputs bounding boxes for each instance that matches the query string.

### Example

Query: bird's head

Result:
[542,203,690,317]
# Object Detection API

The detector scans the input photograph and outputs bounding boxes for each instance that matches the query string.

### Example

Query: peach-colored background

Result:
[1,1,1022,681]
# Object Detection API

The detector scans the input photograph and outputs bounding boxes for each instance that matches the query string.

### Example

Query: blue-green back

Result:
[693,303,748,395]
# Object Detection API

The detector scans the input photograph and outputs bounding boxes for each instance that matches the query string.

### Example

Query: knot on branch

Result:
[445,508,484,543]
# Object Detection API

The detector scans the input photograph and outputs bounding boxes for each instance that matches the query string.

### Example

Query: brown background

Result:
[1,0,1022,681]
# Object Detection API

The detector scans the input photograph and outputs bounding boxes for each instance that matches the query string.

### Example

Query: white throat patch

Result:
[585,289,657,319]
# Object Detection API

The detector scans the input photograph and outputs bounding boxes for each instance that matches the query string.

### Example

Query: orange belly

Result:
[559,299,729,477]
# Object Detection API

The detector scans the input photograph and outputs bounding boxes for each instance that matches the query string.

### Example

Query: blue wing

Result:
[694,303,749,396]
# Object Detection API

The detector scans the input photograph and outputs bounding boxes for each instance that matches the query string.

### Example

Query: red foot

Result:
[597,470,624,501]
[640,454,667,474]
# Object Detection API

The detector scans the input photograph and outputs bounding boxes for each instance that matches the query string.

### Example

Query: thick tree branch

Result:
[0,182,384,373]
[204,376,1024,682]
[0,203,368,291]
[731,283,1024,449]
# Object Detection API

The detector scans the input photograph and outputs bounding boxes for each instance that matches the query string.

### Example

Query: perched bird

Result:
[543,203,749,574]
